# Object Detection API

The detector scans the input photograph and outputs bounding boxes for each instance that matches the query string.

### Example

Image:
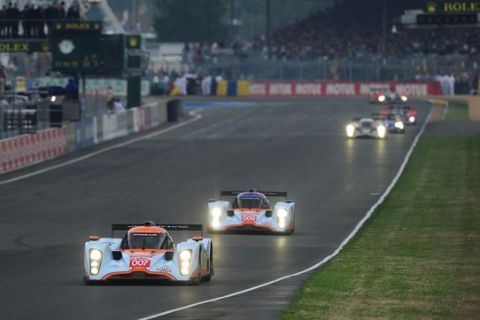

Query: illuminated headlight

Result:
[211,207,222,218]
[89,249,103,275]
[210,207,222,229]
[178,249,192,276]
[50,96,57,103]
[401,95,408,102]
[378,95,385,102]
[377,125,386,138]
[394,121,404,130]
[409,116,415,123]
[346,124,355,137]
[276,208,289,229]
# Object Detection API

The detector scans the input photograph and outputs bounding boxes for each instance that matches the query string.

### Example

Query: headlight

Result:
[378,95,385,102]
[178,249,192,276]
[50,95,57,103]
[346,124,355,137]
[377,125,386,138]
[211,207,222,218]
[409,116,415,123]
[276,208,288,219]
[394,121,404,130]
[276,208,289,229]
[89,249,102,261]
[401,96,408,102]
[89,249,103,275]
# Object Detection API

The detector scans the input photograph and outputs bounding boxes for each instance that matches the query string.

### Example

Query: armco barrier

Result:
[247,81,441,97]
[0,128,67,174]
[1,99,169,175]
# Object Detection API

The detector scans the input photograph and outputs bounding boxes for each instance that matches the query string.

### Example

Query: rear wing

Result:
[111,223,203,236]
[220,190,287,197]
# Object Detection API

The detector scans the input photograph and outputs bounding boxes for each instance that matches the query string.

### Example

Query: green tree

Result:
[153,0,228,42]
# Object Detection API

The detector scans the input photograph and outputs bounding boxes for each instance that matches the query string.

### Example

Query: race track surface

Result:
[0,98,430,320]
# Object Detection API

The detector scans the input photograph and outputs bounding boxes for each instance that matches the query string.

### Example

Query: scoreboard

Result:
[51,21,146,74]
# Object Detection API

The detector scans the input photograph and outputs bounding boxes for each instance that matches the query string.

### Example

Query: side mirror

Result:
[112,251,122,260]
[164,251,174,261]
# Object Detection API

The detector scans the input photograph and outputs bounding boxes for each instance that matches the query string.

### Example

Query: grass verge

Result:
[445,100,469,120]
[282,136,480,319]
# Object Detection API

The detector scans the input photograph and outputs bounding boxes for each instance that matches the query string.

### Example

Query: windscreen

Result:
[237,193,267,209]
[128,233,166,249]
[360,120,373,128]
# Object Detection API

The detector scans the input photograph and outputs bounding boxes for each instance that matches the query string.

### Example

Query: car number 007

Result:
[130,258,151,267]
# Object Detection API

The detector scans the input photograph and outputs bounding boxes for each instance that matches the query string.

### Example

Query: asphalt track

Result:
[0,98,430,320]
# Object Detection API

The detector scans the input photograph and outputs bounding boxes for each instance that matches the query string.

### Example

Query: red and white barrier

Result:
[0,128,67,174]
[248,81,442,97]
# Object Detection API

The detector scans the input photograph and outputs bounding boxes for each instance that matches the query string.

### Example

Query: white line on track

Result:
[136,106,433,320]
[0,111,202,186]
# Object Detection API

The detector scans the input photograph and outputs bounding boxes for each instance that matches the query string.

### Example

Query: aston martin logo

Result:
[427,1,437,13]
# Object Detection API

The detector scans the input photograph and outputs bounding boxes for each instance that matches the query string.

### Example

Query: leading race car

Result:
[346,117,387,139]
[83,222,213,284]
[208,189,295,234]
[369,88,408,104]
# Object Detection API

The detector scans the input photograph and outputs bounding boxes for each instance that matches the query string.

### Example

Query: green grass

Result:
[282,136,480,320]
[445,100,469,120]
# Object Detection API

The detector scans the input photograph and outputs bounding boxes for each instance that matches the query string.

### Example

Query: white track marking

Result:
[0,111,202,186]
[136,106,433,320]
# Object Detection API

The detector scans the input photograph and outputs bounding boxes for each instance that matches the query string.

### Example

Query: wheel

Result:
[203,244,214,281]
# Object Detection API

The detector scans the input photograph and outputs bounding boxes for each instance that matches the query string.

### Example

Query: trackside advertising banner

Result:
[248,81,441,97]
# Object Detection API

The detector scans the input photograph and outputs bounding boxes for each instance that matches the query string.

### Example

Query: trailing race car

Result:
[376,112,405,133]
[84,222,213,284]
[346,117,387,139]
[208,189,295,234]
[369,88,408,104]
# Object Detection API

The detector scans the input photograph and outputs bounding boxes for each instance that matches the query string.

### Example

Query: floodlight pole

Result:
[266,0,271,59]
[230,0,235,43]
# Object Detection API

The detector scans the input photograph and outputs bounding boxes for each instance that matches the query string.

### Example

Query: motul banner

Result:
[248,81,441,97]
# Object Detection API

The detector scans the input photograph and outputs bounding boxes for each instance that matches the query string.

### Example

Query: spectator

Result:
[66,4,80,21]
[113,97,125,113]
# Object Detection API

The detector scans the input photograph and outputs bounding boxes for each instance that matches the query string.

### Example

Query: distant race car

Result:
[369,88,408,104]
[383,105,417,125]
[208,189,295,234]
[376,112,405,133]
[84,222,213,284]
[346,117,387,139]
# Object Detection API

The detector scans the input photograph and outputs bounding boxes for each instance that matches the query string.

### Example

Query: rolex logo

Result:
[128,36,139,48]
[427,1,437,13]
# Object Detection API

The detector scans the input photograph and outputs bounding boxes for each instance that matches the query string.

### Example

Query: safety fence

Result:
[0,99,169,175]
[214,80,442,97]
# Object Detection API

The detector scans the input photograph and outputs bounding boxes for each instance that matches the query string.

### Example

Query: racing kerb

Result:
[0,99,168,175]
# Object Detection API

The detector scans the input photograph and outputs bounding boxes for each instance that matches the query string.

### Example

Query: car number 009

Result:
[242,215,256,223]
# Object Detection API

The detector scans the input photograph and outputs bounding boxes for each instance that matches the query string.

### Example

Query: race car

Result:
[83,222,213,284]
[401,105,417,125]
[376,112,405,133]
[346,117,387,139]
[208,189,295,234]
[369,88,408,104]
[382,105,417,125]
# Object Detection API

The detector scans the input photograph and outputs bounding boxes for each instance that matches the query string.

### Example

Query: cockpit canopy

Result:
[234,192,270,209]
[127,232,166,250]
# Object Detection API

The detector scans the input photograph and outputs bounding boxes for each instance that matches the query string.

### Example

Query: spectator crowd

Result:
[0,0,81,38]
